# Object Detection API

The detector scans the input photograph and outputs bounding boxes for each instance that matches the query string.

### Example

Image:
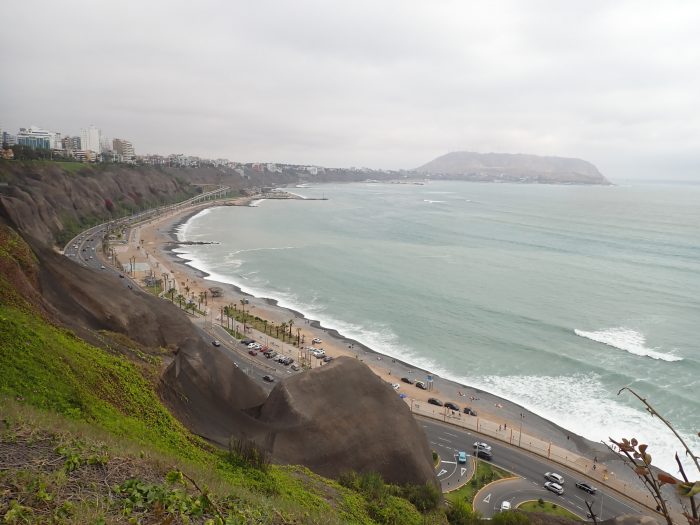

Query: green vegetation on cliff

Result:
[0,227,441,524]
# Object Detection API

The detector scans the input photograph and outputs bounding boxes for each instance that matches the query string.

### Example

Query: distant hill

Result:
[415,151,611,185]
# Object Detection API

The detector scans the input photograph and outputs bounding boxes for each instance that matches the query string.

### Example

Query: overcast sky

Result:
[2,1,699,179]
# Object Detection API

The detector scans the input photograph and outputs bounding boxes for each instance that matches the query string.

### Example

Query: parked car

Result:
[463,407,477,416]
[265,351,278,359]
[312,338,322,344]
[400,377,414,384]
[262,375,275,383]
[473,442,492,452]
[291,364,300,371]
[323,356,333,363]
[457,451,467,464]
[248,350,258,356]
[241,339,255,345]
[444,402,460,411]
[544,481,564,495]
[212,340,221,347]
[415,381,427,390]
[544,472,565,485]
[500,501,512,512]
[391,383,400,390]
[428,398,443,407]
[575,482,597,494]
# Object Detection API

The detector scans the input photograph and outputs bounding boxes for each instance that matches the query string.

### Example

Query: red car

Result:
[248,350,258,356]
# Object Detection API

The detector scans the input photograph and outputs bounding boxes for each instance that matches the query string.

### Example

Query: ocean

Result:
[175,180,700,473]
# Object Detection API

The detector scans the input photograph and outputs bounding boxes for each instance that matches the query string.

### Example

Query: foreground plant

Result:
[606,387,699,525]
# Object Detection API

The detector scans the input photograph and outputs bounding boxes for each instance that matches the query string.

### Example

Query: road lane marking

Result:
[483,493,491,503]
[438,469,448,477]
[441,460,457,465]
[461,468,467,476]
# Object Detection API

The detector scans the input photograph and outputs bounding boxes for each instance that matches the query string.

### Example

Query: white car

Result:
[391,383,400,390]
[544,472,565,484]
[312,338,322,344]
[544,481,564,495]
[500,501,511,512]
[473,442,492,452]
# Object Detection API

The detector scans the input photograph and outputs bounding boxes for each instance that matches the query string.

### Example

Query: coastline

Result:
[125,196,643,492]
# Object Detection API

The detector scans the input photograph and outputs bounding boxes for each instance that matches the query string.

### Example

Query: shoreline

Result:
[126,196,645,493]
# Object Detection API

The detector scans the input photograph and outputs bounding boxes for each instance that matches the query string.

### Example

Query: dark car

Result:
[265,351,278,359]
[400,377,414,384]
[575,482,597,494]
[323,356,333,363]
[463,407,477,416]
[415,381,427,390]
[248,349,258,356]
[428,398,443,407]
[241,339,255,345]
[476,449,493,460]
[444,402,460,411]
[262,375,275,383]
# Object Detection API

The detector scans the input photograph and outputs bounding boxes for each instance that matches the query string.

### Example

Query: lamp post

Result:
[518,413,525,447]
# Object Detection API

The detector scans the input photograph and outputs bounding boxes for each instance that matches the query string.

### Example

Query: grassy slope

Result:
[0,227,435,524]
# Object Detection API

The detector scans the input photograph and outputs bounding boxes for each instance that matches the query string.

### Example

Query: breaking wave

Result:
[574,327,682,362]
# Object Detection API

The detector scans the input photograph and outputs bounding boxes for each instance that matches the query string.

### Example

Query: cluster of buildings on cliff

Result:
[0,122,394,178]
[1,123,136,163]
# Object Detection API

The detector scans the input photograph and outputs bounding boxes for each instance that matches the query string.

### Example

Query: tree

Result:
[176,294,185,309]
[167,288,176,303]
[280,322,287,341]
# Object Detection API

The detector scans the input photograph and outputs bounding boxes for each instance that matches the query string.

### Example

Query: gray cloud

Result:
[2,0,699,179]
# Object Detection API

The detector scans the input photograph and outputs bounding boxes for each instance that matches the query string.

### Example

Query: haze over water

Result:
[176,181,700,473]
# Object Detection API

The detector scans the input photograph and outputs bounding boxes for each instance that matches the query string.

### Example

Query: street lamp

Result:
[518,413,525,447]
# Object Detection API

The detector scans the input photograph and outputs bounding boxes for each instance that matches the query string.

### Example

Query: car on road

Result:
[463,407,477,416]
[248,349,258,356]
[322,356,333,363]
[476,449,492,460]
[119,274,124,278]
[400,377,414,384]
[241,339,255,345]
[391,383,400,390]
[100,265,105,269]
[473,442,492,452]
[544,472,565,485]
[544,481,564,495]
[265,351,278,359]
[444,402,460,411]
[575,481,597,494]
[212,340,221,347]
[312,338,322,344]
[262,375,275,383]
[415,381,427,390]
[500,501,511,512]
[457,451,467,464]
[427,398,443,406]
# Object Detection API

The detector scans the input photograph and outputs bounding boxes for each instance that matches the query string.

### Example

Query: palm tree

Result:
[280,322,287,341]
[203,290,208,306]
[263,319,268,334]
[296,327,301,347]
[288,319,294,339]
[167,288,176,303]
[176,294,185,309]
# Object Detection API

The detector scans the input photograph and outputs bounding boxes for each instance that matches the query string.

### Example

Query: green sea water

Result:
[176,181,700,472]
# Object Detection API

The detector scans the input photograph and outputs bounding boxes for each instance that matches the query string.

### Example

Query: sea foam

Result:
[574,327,682,362]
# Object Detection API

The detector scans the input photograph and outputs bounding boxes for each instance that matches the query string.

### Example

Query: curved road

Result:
[421,418,649,520]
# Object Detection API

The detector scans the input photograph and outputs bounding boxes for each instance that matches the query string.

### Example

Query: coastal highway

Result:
[421,418,648,520]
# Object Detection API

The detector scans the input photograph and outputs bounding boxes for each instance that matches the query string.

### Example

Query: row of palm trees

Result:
[164,288,304,347]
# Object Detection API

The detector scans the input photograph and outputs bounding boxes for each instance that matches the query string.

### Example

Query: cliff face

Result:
[415,151,611,185]
[0,162,205,246]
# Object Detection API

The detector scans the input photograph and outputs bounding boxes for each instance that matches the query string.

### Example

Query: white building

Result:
[80,125,102,154]
[16,125,56,149]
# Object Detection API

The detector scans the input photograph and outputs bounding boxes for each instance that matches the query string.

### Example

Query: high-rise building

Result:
[80,125,101,154]
[16,126,54,149]
[112,138,135,160]
[62,136,81,151]
[2,132,17,146]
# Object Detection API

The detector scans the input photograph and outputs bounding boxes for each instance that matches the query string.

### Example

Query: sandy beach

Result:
[111,195,652,506]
